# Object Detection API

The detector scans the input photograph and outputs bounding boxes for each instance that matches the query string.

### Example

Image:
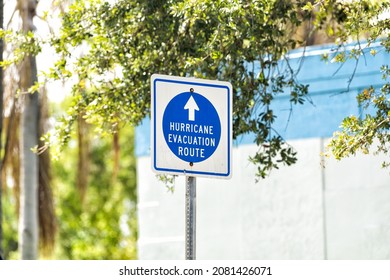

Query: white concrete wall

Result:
[325,148,390,259]
[136,138,390,259]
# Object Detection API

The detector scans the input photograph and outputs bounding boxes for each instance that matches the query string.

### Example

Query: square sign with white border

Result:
[151,74,232,179]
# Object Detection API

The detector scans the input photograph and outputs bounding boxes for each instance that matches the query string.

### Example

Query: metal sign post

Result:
[185,176,196,260]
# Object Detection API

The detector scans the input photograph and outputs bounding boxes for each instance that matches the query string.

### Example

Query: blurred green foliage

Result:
[51,101,137,259]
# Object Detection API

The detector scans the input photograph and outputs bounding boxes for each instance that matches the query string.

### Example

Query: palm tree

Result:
[18,0,39,260]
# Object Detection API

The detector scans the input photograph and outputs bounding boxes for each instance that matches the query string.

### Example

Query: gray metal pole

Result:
[185,176,196,260]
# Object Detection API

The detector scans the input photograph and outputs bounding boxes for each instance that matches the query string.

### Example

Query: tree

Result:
[38,0,321,179]
[0,0,57,259]
[5,0,351,180]
[307,0,390,164]
[18,0,40,260]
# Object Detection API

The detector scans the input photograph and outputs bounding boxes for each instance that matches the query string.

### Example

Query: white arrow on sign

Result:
[184,95,199,121]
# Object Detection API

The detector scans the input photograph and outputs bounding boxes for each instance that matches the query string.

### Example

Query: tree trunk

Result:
[0,0,4,259]
[77,115,90,204]
[18,0,39,260]
[38,88,56,254]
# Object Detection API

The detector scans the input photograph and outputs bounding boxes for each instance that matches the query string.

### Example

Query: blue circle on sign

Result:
[163,92,221,163]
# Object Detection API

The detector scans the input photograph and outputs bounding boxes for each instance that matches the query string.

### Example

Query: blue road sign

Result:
[151,74,232,179]
[162,91,221,163]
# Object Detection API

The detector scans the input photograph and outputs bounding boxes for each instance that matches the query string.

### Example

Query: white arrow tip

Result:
[184,96,199,110]
[184,96,199,121]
